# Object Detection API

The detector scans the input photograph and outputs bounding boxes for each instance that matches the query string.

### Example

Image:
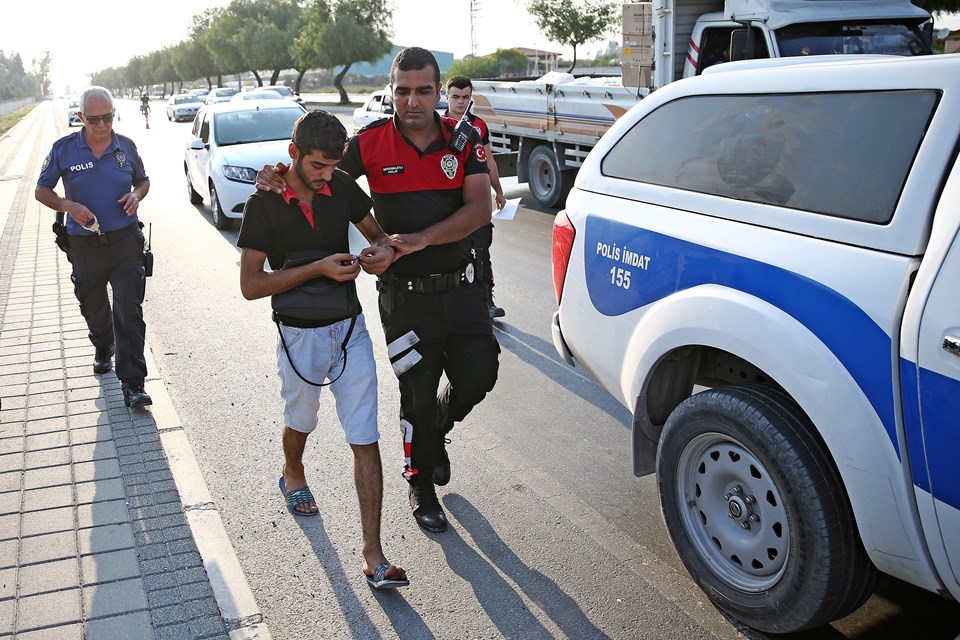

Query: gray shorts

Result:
[276,314,380,445]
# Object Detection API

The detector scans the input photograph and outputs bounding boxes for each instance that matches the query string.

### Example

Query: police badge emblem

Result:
[440,154,458,180]
[41,154,51,172]
[465,263,475,284]
[116,151,127,168]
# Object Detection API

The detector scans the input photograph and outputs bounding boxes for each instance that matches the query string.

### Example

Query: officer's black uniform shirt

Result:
[339,113,488,277]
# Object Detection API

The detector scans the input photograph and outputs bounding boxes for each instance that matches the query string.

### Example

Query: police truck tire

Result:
[528,146,573,209]
[185,169,202,205]
[210,184,231,230]
[656,384,876,633]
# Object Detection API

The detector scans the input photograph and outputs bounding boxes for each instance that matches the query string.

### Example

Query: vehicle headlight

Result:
[222,166,257,183]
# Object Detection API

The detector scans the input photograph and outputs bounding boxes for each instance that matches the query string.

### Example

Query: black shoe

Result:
[408,479,448,532]
[488,302,505,319]
[433,437,451,486]
[121,378,152,408]
[93,345,115,374]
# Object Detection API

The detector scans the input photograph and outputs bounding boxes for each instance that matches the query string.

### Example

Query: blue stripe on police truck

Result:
[905,361,960,510]
[583,216,899,454]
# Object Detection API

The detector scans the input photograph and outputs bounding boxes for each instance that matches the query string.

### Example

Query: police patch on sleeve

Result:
[41,153,51,172]
[116,151,126,168]
[474,144,486,163]
[440,154,459,180]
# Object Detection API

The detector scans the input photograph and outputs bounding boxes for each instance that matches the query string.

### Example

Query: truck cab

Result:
[679,0,932,80]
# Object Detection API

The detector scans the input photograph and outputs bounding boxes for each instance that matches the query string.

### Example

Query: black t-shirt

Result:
[339,114,488,276]
[237,169,372,271]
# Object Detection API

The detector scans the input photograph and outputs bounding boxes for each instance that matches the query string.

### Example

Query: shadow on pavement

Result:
[296,512,432,640]
[491,321,632,430]
[442,493,611,640]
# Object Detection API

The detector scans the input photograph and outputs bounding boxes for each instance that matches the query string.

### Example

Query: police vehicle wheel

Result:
[185,169,202,205]
[527,146,573,209]
[656,383,875,633]
[210,184,231,230]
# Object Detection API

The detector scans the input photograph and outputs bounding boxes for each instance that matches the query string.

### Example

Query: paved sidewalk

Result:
[0,109,268,638]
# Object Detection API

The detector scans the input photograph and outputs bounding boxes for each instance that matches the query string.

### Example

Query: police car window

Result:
[601,90,938,223]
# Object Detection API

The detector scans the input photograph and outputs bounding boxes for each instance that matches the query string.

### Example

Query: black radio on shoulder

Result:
[448,99,474,154]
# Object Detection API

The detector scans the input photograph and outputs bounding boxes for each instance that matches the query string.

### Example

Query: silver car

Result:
[205,88,239,105]
[166,94,203,122]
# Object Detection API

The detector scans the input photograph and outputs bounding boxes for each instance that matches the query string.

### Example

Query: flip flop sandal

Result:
[365,562,410,590]
[279,476,318,517]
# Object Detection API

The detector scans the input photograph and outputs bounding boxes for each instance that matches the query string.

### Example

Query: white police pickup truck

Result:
[550,54,960,633]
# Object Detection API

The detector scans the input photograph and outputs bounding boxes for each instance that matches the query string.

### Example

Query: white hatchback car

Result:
[184,100,307,229]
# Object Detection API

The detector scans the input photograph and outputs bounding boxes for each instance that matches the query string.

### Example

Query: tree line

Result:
[90,0,392,104]
[0,50,49,101]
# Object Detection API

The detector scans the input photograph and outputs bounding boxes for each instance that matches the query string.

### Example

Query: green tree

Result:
[447,55,500,79]
[33,51,52,97]
[297,0,393,104]
[447,49,529,79]
[232,0,304,86]
[527,0,618,72]
[171,40,217,89]
[197,6,247,86]
[915,1,960,12]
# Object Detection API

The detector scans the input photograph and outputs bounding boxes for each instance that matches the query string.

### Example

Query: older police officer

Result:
[35,86,153,407]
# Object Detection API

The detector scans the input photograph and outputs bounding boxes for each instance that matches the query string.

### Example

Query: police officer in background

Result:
[445,75,506,319]
[257,47,500,533]
[35,86,153,408]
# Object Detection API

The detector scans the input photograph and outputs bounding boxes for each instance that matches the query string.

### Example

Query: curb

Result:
[143,345,272,640]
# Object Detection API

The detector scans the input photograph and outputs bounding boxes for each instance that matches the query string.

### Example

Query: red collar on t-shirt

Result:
[278,165,331,228]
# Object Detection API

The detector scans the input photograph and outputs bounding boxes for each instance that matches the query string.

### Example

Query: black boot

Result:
[408,477,447,532]
[93,345,115,374]
[433,437,451,486]
[121,378,152,408]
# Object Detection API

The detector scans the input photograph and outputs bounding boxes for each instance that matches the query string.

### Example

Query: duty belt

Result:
[380,263,475,295]
[68,221,141,247]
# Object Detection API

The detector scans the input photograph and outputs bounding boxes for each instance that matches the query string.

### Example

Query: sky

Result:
[3,0,959,96]
[1,0,568,96]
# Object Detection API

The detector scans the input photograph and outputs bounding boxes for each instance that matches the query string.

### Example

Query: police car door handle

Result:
[943,336,960,357]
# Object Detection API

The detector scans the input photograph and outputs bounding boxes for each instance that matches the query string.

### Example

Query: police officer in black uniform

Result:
[257,48,500,533]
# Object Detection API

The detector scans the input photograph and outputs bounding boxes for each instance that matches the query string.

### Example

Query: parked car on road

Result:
[205,87,238,105]
[66,100,81,127]
[230,89,283,103]
[550,54,960,634]
[166,94,203,122]
[188,88,209,99]
[352,90,391,132]
[260,85,305,107]
[184,100,307,229]
[351,87,448,133]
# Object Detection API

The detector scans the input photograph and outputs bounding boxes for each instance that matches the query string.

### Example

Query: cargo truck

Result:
[471,0,933,207]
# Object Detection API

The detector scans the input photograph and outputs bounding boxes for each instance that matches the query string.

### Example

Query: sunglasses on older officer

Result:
[84,111,115,125]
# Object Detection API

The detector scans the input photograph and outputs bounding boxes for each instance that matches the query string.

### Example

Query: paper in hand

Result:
[493,197,521,221]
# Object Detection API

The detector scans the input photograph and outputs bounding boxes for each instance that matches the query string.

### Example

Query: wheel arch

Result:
[625,285,936,583]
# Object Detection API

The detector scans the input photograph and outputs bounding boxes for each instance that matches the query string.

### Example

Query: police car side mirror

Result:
[189,139,205,151]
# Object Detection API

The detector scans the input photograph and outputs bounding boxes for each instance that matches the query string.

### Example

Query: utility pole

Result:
[470,0,481,57]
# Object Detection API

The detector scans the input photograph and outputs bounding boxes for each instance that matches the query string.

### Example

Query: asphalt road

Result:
[28,99,960,640]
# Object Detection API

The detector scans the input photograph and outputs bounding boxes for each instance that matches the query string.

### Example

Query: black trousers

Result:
[471,223,495,293]
[67,228,147,381]
[379,280,500,481]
